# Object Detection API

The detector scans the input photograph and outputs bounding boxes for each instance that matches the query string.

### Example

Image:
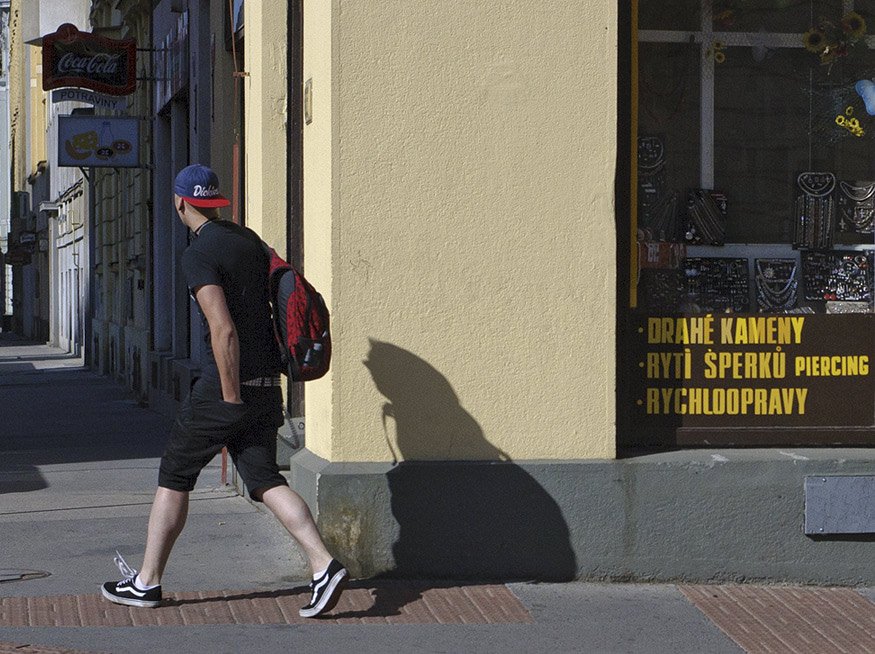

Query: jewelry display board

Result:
[638,136,682,241]
[755,259,799,313]
[683,257,750,313]
[837,180,875,238]
[685,190,727,246]
[794,172,836,249]
[802,250,874,303]
[628,2,875,450]
[639,269,684,311]
[637,241,686,311]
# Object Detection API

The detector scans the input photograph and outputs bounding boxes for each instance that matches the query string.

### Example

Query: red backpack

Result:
[264,246,331,382]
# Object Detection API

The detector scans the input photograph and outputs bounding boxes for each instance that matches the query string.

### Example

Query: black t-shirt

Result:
[181,219,282,382]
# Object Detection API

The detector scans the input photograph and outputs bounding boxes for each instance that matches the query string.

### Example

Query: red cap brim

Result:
[182,195,230,208]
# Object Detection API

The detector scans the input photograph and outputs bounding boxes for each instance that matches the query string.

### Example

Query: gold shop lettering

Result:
[647,316,715,344]
[704,349,787,379]
[646,387,808,416]
[719,316,805,345]
[645,349,692,379]
[794,355,870,377]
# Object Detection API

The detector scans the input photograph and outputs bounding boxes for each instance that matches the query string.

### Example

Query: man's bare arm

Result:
[193,284,241,403]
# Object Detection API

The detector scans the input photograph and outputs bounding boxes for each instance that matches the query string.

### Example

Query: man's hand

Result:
[193,284,241,403]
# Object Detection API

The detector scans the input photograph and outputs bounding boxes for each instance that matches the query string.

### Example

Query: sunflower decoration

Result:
[803,28,828,54]
[714,8,736,30]
[842,11,867,40]
[804,13,869,66]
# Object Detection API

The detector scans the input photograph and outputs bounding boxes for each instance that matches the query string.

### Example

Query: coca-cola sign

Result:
[43,24,136,96]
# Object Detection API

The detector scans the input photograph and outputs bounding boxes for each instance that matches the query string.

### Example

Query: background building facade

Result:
[0,0,10,320]
[43,1,90,355]
[6,0,872,585]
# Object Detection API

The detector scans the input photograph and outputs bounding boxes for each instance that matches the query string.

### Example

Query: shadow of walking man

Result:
[363,339,577,585]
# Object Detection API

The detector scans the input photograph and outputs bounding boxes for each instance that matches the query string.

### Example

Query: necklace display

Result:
[685,190,727,246]
[638,136,682,241]
[755,259,798,312]
[837,181,875,235]
[639,43,694,128]
[795,172,835,249]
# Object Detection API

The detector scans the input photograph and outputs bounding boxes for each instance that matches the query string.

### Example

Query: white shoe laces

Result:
[113,550,139,581]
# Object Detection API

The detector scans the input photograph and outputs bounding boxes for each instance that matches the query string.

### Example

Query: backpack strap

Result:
[261,241,292,374]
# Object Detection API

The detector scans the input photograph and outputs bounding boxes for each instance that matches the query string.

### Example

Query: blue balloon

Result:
[855,79,875,115]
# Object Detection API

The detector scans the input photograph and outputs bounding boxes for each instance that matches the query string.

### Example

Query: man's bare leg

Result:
[137,487,190,586]
[258,485,333,575]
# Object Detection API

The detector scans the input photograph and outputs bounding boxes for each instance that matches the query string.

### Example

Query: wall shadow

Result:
[363,340,577,583]
[0,466,48,495]
[0,367,170,467]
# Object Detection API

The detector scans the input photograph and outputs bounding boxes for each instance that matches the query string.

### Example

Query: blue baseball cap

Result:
[174,164,230,208]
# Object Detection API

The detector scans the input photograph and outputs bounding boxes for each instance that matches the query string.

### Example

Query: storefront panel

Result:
[626,0,875,447]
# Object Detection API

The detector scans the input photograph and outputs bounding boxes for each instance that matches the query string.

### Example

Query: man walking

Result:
[101,164,346,618]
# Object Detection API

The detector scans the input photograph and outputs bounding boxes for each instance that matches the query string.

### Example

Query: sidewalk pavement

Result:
[1,333,873,654]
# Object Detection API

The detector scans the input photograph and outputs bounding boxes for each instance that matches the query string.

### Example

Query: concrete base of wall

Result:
[288,448,874,585]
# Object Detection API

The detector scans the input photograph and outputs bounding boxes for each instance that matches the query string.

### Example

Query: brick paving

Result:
[0,582,532,628]
[681,585,875,654]
[4,583,875,654]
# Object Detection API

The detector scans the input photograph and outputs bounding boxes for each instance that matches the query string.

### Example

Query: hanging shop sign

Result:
[51,88,125,112]
[42,24,136,96]
[58,115,140,168]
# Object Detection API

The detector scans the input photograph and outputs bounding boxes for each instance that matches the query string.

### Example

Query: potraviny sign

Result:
[42,24,136,96]
[51,89,125,112]
[58,115,140,168]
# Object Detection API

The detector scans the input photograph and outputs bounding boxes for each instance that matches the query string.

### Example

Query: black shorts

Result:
[158,377,288,500]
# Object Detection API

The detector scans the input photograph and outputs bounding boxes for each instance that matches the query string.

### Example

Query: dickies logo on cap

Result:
[174,164,230,208]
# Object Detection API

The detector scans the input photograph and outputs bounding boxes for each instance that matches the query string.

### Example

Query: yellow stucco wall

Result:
[301,0,335,461]
[9,1,47,186]
[9,0,26,191]
[304,1,617,462]
[243,1,287,251]
[28,46,47,173]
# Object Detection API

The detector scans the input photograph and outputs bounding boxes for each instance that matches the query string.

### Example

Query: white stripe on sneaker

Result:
[311,574,330,595]
[117,583,147,597]
[299,566,347,618]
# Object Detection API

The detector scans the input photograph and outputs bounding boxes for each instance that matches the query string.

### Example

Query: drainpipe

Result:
[85,166,95,368]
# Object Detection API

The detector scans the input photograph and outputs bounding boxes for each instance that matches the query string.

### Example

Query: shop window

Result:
[625,0,875,448]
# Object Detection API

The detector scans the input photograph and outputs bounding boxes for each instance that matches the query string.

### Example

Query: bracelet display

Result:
[802,250,873,303]
[683,257,750,313]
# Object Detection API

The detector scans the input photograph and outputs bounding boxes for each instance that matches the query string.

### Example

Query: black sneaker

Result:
[299,559,348,617]
[101,575,162,608]
[100,551,162,608]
